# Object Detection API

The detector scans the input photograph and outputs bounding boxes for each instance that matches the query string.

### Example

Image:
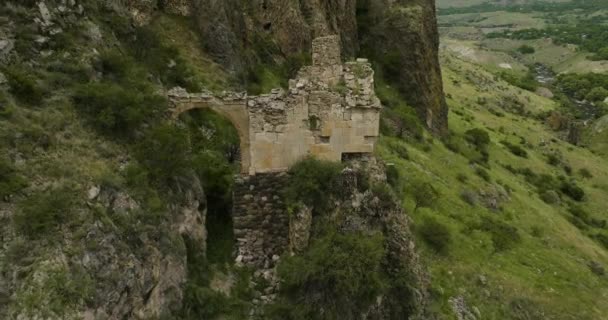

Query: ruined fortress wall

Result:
[232,172,290,268]
[167,36,382,283]
[170,35,381,175]
[246,36,381,174]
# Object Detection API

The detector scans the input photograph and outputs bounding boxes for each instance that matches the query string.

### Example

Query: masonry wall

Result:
[247,35,381,174]
[232,172,290,268]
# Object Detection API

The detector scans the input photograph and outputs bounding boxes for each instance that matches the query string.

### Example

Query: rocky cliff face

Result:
[0,174,206,319]
[359,0,448,135]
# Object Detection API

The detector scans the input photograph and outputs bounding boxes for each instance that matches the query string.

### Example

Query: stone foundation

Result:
[232,172,290,269]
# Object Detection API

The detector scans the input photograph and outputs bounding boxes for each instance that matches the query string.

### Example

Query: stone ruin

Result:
[169,35,382,176]
[168,36,382,311]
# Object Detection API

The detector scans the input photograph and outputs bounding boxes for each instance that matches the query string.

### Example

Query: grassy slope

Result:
[148,14,232,92]
[378,52,608,319]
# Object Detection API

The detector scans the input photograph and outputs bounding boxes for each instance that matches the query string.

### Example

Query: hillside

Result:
[1,0,608,320]
[378,50,608,319]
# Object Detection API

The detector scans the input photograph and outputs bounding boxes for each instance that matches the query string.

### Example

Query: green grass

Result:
[148,14,232,92]
[377,52,608,319]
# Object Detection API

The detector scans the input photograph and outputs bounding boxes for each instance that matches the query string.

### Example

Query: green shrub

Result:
[136,124,192,186]
[509,298,546,320]
[0,158,27,199]
[568,206,591,224]
[594,233,608,249]
[13,186,77,239]
[387,140,409,159]
[72,82,166,137]
[480,217,521,252]
[180,108,240,156]
[499,71,538,91]
[585,87,608,102]
[418,218,452,254]
[465,128,491,150]
[285,157,344,214]
[560,180,585,202]
[192,151,235,202]
[476,167,491,182]
[3,66,46,105]
[273,231,387,319]
[546,153,561,166]
[540,190,560,204]
[96,51,141,81]
[456,173,468,183]
[579,168,593,179]
[410,180,440,212]
[460,189,478,206]
[130,26,204,92]
[501,141,528,158]
[385,165,401,191]
[516,45,535,54]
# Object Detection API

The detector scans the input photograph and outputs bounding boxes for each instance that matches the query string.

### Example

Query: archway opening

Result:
[179,108,240,265]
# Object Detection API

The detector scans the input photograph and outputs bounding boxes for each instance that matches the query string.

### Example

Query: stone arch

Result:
[172,99,251,174]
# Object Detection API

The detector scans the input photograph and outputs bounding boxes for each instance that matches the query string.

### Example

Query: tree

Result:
[136,124,192,186]
[517,45,535,54]
[585,87,608,102]
[411,180,439,212]
[464,128,491,150]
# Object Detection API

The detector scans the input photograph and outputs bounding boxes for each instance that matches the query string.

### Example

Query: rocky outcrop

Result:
[332,158,429,318]
[189,0,358,72]
[0,175,207,319]
[358,0,448,135]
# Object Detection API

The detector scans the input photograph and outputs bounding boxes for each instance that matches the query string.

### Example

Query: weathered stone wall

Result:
[232,172,290,269]
[170,35,381,175]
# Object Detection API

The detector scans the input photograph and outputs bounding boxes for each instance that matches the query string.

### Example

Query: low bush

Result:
[192,151,235,203]
[540,190,560,204]
[516,45,536,54]
[475,167,491,182]
[499,71,538,91]
[0,158,27,199]
[501,140,528,158]
[509,298,546,320]
[456,173,468,183]
[461,189,478,206]
[464,128,491,150]
[387,140,409,159]
[3,66,46,105]
[273,231,387,319]
[579,168,593,179]
[285,156,344,214]
[72,82,166,137]
[385,165,401,191]
[418,218,452,254]
[546,153,561,166]
[593,233,608,250]
[560,180,585,201]
[13,186,77,239]
[480,217,521,252]
[409,180,440,212]
[136,124,192,187]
